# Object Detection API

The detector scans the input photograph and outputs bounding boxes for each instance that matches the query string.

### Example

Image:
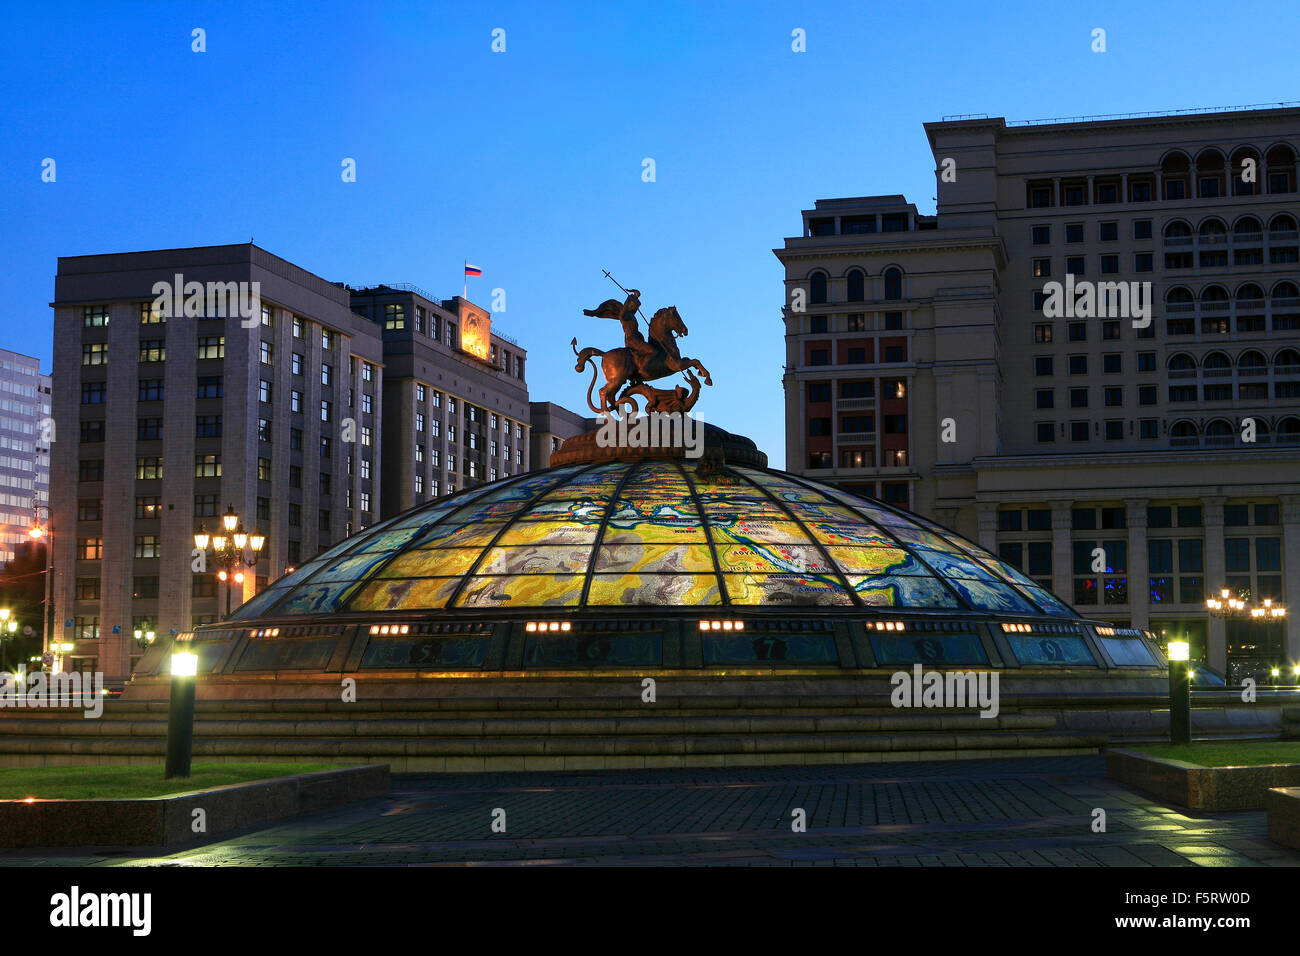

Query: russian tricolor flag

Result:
[464,264,482,277]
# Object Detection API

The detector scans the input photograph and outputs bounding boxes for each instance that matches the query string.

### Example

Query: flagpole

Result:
[463,260,467,300]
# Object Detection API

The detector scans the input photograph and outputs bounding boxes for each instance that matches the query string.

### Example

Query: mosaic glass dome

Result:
[229,460,1077,619]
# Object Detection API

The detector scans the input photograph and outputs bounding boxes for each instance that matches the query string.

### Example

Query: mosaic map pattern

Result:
[229,461,1079,618]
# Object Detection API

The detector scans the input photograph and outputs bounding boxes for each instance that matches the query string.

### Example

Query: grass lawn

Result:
[0,762,344,799]
[1133,742,1300,767]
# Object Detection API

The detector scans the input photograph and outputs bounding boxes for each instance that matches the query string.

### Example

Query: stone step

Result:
[0,712,1058,738]
[0,729,1102,760]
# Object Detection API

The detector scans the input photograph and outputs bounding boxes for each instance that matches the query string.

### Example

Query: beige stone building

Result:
[776,106,1300,674]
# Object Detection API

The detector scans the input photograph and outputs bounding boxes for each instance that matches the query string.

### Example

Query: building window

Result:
[1068,355,1087,375]
[1033,324,1053,343]
[83,306,110,327]
[260,379,273,403]
[194,454,221,478]
[82,342,108,366]
[81,382,106,405]
[292,353,303,375]
[1034,357,1053,376]
[883,268,903,300]
[291,390,302,413]
[77,499,103,521]
[1035,389,1054,410]
[135,457,162,480]
[193,374,222,398]
[1031,225,1050,245]
[134,534,160,558]
[362,393,372,414]
[80,421,105,443]
[1104,386,1122,407]
[196,415,222,438]
[322,330,333,350]
[195,493,218,517]
[197,336,224,359]
[79,459,104,481]
[260,341,273,365]
[384,303,406,330]
[361,458,371,480]
[258,457,272,481]
[257,418,272,443]
[361,425,372,446]
[76,577,101,600]
[321,364,332,387]
[139,379,164,402]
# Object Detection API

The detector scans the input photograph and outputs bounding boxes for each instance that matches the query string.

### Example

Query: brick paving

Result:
[5,756,1300,866]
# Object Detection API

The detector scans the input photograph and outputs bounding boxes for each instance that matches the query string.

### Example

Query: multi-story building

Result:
[348,286,530,516]
[51,244,385,681]
[0,349,50,564]
[777,105,1300,673]
[529,401,595,470]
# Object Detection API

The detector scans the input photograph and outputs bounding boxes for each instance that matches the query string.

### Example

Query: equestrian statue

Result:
[572,276,712,417]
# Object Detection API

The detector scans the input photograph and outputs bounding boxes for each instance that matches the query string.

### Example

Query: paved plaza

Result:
[5,756,1299,867]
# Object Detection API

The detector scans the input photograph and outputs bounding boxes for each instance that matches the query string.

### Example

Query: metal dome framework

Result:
[228,459,1078,621]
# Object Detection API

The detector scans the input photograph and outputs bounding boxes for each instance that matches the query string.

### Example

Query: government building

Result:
[776,105,1300,675]
[49,244,536,682]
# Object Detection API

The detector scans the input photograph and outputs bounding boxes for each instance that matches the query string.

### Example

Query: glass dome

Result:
[229,460,1077,619]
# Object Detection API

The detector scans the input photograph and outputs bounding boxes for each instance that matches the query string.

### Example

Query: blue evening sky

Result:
[2,1,1297,467]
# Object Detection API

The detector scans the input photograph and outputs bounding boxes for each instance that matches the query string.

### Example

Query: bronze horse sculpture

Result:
[573,304,712,416]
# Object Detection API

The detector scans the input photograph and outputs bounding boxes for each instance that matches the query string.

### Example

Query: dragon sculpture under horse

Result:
[572,286,713,417]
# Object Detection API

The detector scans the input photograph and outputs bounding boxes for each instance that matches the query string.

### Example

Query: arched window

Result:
[1195,149,1226,199]
[1198,218,1227,241]
[1278,417,1300,445]
[1230,147,1260,196]
[1238,349,1267,370]
[1164,220,1192,240]
[1272,281,1299,304]
[1201,285,1229,306]
[1269,213,1297,237]
[1203,351,1231,371]
[883,267,903,301]
[846,269,865,302]
[1205,420,1233,436]
[1170,421,1199,444]
[808,271,828,305]
[1236,283,1264,304]
[1167,353,1197,372]
[1161,152,1191,200]
[1233,216,1262,242]
[1274,347,1300,369]
[1266,144,1296,194]
[1204,420,1234,446]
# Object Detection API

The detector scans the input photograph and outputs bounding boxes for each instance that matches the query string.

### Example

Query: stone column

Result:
[1281,494,1300,660]
[1204,496,1227,671]
[1126,498,1150,628]
[975,502,998,553]
[1050,499,1074,601]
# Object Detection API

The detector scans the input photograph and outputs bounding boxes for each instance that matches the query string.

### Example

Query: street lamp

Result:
[27,510,52,661]
[165,649,199,779]
[1167,640,1191,745]
[194,504,266,619]
[133,628,156,651]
